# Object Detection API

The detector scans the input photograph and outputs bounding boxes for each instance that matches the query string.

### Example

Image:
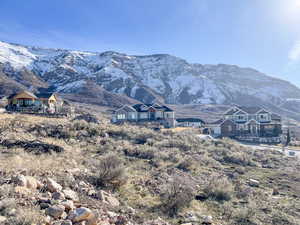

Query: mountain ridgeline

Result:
[1,40,300,119]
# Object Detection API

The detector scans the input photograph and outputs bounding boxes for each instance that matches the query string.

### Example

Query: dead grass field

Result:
[0,112,299,225]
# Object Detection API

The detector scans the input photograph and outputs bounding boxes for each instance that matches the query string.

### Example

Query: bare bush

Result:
[203,176,234,201]
[94,154,126,189]
[160,175,195,216]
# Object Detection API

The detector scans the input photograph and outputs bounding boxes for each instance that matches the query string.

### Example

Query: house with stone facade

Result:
[207,106,282,142]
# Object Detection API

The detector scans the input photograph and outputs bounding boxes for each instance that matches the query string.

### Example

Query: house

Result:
[208,106,282,139]
[112,103,176,128]
[7,90,60,113]
[206,119,237,137]
[176,118,205,128]
[36,93,58,107]
[8,91,38,108]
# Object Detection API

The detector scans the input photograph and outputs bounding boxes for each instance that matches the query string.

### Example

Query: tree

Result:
[286,129,291,147]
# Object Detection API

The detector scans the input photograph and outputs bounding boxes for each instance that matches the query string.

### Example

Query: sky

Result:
[0,0,300,87]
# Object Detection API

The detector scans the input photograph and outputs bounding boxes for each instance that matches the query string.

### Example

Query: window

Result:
[128,112,136,119]
[156,111,163,118]
[140,113,148,119]
[117,114,126,120]
[238,115,245,120]
[228,125,232,132]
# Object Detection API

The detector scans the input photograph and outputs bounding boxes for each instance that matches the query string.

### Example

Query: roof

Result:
[115,105,137,113]
[224,107,239,115]
[8,91,38,99]
[176,118,205,123]
[209,119,225,125]
[271,113,281,120]
[132,104,173,112]
[225,106,267,115]
[36,93,56,99]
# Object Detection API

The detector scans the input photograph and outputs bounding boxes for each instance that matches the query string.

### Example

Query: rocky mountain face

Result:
[1,40,300,118]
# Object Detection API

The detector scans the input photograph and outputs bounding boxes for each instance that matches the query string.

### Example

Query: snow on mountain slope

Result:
[1,40,300,113]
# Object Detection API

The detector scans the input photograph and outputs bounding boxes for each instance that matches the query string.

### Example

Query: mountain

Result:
[1,40,300,119]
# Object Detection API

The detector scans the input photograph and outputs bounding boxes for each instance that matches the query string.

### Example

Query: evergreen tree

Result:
[286,129,291,147]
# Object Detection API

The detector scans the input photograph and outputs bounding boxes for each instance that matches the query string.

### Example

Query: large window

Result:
[128,112,136,119]
[117,114,126,120]
[140,113,148,119]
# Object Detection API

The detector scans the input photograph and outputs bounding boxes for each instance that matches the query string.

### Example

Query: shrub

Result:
[160,175,195,216]
[124,146,156,160]
[177,157,195,171]
[203,176,234,201]
[94,154,126,189]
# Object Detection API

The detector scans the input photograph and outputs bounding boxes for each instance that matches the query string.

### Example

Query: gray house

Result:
[176,118,205,128]
[112,103,176,127]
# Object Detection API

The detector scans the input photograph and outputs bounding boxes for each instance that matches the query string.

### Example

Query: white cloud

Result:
[289,39,300,61]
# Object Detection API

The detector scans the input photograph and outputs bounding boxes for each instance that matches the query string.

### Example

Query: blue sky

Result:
[1,0,300,87]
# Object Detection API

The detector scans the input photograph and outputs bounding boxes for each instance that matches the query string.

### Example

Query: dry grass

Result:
[0,112,299,225]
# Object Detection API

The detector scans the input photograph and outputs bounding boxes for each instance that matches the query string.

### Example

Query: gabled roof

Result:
[224,107,240,115]
[238,106,263,114]
[132,104,173,112]
[226,106,266,115]
[271,113,281,121]
[8,91,38,99]
[36,92,56,99]
[209,119,225,125]
[115,105,137,113]
[176,118,205,123]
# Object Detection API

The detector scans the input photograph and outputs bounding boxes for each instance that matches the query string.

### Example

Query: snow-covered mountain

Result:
[1,40,300,117]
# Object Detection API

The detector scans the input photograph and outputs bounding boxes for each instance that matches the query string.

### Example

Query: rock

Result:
[40,202,50,209]
[249,179,260,187]
[45,205,65,219]
[14,186,32,196]
[62,220,73,225]
[47,178,63,193]
[68,207,94,222]
[52,191,66,200]
[181,223,192,225]
[12,175,27,186]
[202,215,213,224]
[272,188,279,195]
[0,216,7,223]
[61,200,75,211]
[38,197,51,204]
[63,189,79,201]
[26,176,43,189]
[98,190,120,207]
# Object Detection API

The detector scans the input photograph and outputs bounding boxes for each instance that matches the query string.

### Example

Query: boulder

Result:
[249,179,260,187]
[61,200,75,211]
[14,186,32,196]
[47,178,63,192]
[26,176,43,189]
[45,205,66,219]
[68,207,94,222]
[0,216,7,223]
[202,215,213,224]
[52,191,66,200]
[12,175,27,186]
[63,189,79,201]
[62,220,73,225]
[98,190,120,207]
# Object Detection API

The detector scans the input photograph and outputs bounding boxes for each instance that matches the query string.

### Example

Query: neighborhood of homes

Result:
[112,103,283,143]
[0,90,283,143]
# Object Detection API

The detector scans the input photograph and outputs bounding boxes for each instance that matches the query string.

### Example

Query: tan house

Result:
[8,91,38,107]
[36,93,58,107]
[7,91,59,112]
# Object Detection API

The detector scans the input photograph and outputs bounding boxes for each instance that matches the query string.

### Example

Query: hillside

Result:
[1,41,300,120]
[0,112,299,225]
